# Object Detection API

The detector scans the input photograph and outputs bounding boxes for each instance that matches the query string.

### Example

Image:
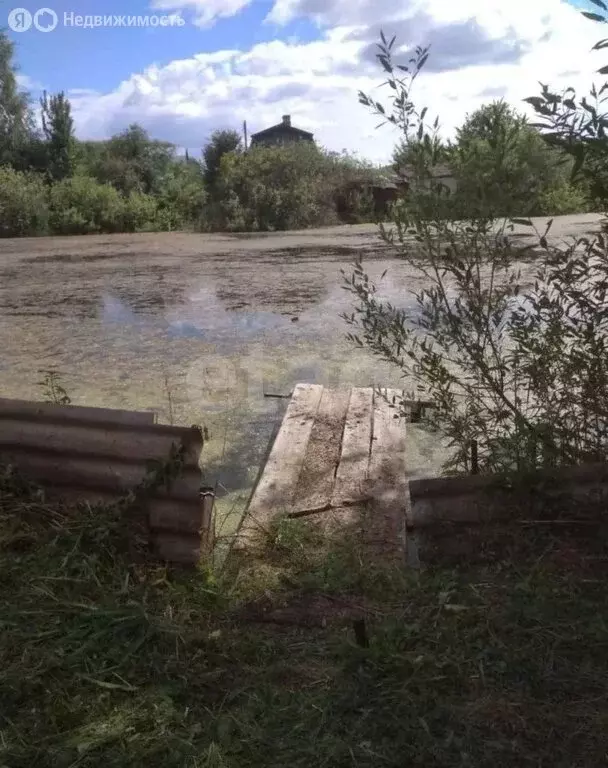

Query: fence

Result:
[408,460,608,562]
[0,397,208,565]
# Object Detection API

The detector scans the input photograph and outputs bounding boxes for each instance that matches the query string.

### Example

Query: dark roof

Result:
[399,163,453,180]
[346,171,407,190]
[250,122,313,141]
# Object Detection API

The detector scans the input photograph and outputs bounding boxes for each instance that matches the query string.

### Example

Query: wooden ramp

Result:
[235,384,410,563]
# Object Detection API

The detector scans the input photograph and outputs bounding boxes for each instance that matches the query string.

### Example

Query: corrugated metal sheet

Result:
[0,397,207,565]
[408,461,608,527]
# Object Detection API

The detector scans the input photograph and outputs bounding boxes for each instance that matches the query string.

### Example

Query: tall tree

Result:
[104,124,174,194]
[0,31,34,167]
[202,129,242,190]
[451,100,560,217]
[40,91,74,181]
[525,8,608,208]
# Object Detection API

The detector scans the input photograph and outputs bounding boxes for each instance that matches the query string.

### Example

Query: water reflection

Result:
[95,268,439,508]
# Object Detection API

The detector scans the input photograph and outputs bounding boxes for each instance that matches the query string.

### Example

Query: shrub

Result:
[156,162,207,230]
[208,142,378,232]
[121,190,159,232]
[345,34,608,476]
[49,175,125,234]
[0,165,49,237]
[538,180,590,215]
[48,175,159,234]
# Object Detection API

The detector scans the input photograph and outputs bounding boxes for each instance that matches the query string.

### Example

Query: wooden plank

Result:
[0,448,202,500]
[237,383,324,546]
[365,388,408,560]
[0,420,202,467]
[331,387,373,506]
[291,388,351,515]
[0,397,156,426]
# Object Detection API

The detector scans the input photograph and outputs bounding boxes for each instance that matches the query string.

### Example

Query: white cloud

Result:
[16,74,43,91]
[149,0,252,27]
[67,0,604,164]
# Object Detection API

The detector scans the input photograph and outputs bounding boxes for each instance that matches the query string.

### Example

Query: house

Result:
[249,115,315,148]
[337,171,409,221]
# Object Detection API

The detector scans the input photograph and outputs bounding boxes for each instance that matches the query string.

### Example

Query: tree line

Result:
[0,29,599,238]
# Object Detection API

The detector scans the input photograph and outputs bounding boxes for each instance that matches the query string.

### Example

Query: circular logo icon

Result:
[34,7,58,32]
[8,8,32,31]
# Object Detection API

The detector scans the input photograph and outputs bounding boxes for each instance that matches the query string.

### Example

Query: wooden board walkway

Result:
[235,384,410,563]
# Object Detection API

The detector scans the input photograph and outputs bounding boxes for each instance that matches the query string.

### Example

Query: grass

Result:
[2,465,608,767]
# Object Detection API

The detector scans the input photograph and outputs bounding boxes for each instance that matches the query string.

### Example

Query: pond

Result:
[5,220,589,541]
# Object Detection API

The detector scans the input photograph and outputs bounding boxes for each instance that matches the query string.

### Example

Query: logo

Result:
[8,7,58,32]
[34,7,58,31]
[8,8,32,31]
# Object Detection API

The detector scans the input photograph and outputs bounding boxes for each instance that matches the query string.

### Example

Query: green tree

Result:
[156,157,206,230]
[345,30,608,477]
[87,124,175,195]
[524,7,608,208]
[0,165,48,236]
[40,90,74,181]
[450,100,563,217]
[210,141,370,231]
[48,175,158,235]
[202,129,242,191]
[0,31,34,167]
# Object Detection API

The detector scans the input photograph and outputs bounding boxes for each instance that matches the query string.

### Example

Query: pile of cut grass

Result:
[2,464,608,767]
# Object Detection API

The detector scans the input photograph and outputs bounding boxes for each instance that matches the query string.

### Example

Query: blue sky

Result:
[2,0,605,161]
[6,0,319,92]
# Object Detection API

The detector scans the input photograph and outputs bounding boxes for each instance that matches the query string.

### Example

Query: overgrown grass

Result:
[2,466,608,767]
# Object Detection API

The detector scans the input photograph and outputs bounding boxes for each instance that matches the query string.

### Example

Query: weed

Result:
[2,464,608,766]
[37,368,71,405]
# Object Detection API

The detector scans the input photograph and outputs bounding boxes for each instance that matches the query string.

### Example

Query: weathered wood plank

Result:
[365,388,408,560]
[291,388,351,515]
[331,387,373,506]
[237,383,324,546]
[0,397,156,426]
[0,420,202,467]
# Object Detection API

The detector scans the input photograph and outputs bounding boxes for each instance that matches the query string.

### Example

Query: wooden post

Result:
[199,486,216,558]
[243,120,248,151]
[353,619,369,648]
[470,439,479,475]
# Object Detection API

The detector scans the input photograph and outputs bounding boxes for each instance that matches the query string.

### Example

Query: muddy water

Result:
[0,215,601,540]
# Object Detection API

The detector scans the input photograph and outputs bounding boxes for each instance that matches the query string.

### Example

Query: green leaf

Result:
[511,218,533,227]
[582,11,605,22]
[598,65,608,74]
[588,0,607,10]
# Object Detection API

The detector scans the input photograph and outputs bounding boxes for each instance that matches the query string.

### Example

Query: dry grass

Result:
[2,465,608,767]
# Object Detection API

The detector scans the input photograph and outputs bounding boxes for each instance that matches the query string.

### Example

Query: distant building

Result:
[249,115,314,148]
[337,170,409,221]
[398,163,458,194]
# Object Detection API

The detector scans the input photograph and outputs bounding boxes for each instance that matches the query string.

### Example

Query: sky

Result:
[2,0,607,163]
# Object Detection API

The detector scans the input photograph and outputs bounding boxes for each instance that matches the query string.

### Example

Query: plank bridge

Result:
[234,383,411,562]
